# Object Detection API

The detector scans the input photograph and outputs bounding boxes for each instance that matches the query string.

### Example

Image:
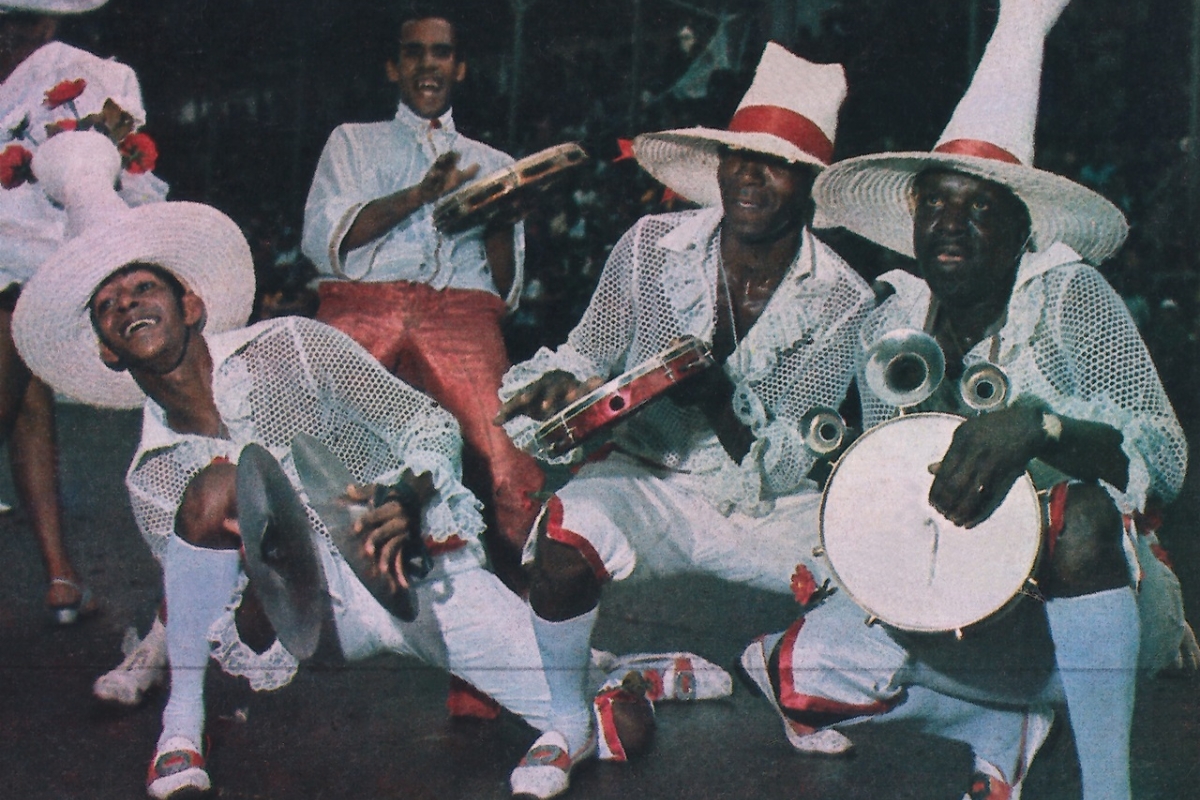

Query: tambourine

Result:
[816,413,1042,637]
[530,336,715,459]
[433,142,589,234]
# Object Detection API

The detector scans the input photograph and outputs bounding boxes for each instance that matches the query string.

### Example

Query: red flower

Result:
[791,564,818,606]
[119,132,158,174]
[0,144,35,189]
[44,78,87,109]
[44,118,78,138]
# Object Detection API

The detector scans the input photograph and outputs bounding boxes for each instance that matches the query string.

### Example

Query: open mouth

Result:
[415,77,443,95]
[122,317,158,339]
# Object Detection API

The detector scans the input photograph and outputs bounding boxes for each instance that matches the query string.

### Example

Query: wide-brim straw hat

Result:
[0,0,107,13]
[812,0,1127,265]
[13,131,253,409]
[633,42,847,207]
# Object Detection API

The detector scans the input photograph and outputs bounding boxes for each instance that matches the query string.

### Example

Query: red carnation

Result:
[0,144,35,189]
[44,118,78,138]
[791,563,818,606]
[119,132,158,174]
[44,78,86,110]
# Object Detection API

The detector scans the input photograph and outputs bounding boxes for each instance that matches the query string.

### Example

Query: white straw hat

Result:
[633,42,847,207]
[13,131,254,409]
[812,0,1127,265]
[0,0,107,13]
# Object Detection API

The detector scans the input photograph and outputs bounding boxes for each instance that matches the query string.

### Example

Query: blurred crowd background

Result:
[56,0,1199,421]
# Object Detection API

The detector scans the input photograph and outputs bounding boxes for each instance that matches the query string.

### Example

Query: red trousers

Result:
[317,281,544,552]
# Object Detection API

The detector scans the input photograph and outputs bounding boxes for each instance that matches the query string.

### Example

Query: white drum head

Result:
[819,413,1041,633]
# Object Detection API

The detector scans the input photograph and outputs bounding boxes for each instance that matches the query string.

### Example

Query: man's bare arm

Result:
[930,405,1129,528]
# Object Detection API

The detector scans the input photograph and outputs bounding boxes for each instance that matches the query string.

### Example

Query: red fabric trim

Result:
[934,139,1022,165]
[778,619,895,718]
[446,675,501,720]
[543,495,610,581]
[727,105,833,164]
[1044,482,1070,561]
[594,689,629,762]
[776,619,810,726]
[424,534,468,557]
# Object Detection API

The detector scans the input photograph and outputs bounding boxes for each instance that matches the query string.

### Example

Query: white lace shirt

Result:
[501,208,874,517]
[860,243,1187,514]
[126,316,485,688]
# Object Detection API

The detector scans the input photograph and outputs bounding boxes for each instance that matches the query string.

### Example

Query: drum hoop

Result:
[435,142,587,213]
[818,411,1043,633]
[532,337,711,455]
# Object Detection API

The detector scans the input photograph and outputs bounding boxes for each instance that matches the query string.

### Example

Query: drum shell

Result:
[817,413,1042,635]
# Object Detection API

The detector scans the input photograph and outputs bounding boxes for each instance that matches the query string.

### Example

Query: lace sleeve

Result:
[291,318,484,542]
[734,265,873,496]
[499,221,641,456]
[1046,265,1187,506]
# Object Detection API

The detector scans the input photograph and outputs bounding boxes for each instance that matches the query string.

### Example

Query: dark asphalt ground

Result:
[1,402,1198,799]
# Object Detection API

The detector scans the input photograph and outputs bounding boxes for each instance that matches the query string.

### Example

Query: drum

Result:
[818,413,1042,636]
[530,336,715,459]
[433,142,589,233]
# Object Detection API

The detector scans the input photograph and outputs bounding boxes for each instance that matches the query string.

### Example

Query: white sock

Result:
[158,536,241,751]
[1046,588,1139,800]
[532,606,598,753]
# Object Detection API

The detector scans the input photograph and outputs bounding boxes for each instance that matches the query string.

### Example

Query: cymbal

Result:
[236,443,331,661]
[290,432,422,622]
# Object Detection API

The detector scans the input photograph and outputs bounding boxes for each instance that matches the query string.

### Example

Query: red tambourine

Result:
[530,336,715,459]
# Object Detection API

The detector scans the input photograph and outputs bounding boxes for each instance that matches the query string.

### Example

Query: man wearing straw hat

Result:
[0,0,166,632]
[496,42,874,797]
[745,1,1194,798]
[13,129,599,800]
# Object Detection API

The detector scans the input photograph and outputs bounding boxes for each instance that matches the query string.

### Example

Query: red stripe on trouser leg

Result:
[593,688,630,761]
[542,495,611,582]
[778,618,897,727]
[1044,482,1070,561]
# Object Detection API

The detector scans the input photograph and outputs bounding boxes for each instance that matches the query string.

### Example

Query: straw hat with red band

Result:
[12,131,254,409]
[812,0,1127,266]
[632,42,846,207]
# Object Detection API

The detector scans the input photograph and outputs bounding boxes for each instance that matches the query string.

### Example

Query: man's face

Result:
[717,148,818,243]
[90,267,197,373]
[386,17,465,120]
[911,170,1031,308]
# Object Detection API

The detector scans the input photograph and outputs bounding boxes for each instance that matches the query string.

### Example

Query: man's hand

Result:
[345,471,433,592]
[494,370,603,425]
[928,406,1046,528]
[416,151,480,205]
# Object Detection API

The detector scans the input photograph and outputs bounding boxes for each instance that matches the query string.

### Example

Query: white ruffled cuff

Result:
[208,574,300,692]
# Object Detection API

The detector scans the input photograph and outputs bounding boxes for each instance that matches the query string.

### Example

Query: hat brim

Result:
[811,152,1128,265]
[633,128,828,207]
[13,201,255,409]
[0,0,107,13]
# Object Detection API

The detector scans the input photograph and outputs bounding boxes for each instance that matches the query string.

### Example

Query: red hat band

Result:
[727,105,834,165]
[933,139,1023,165]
